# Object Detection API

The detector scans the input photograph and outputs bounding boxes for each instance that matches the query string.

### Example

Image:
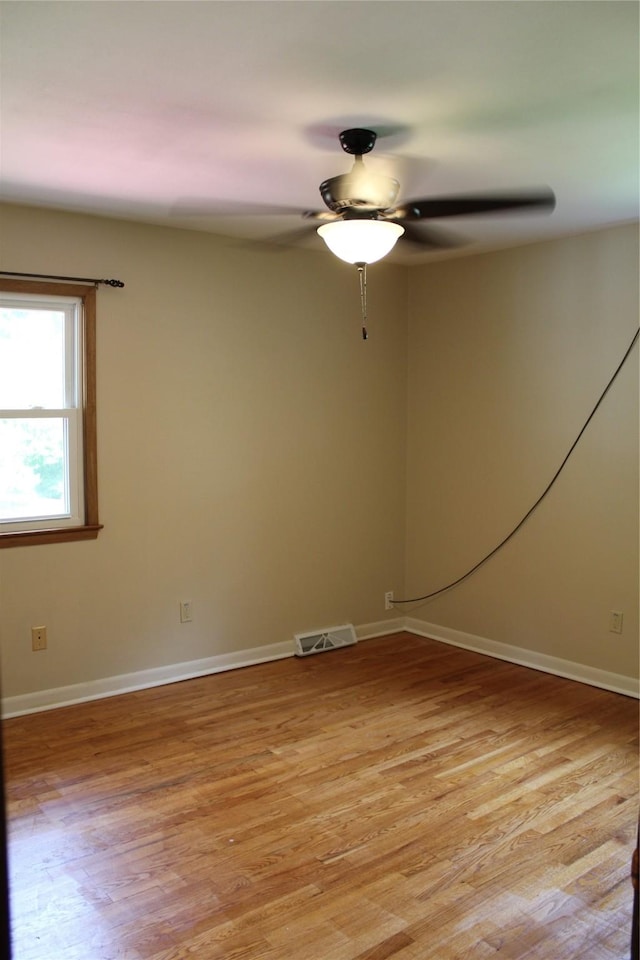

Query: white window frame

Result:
[0,279,101,548]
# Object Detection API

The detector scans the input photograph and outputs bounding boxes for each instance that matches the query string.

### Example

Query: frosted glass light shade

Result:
[317,220,405,264]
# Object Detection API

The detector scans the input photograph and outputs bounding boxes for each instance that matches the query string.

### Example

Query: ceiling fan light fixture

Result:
[317,219,405,264]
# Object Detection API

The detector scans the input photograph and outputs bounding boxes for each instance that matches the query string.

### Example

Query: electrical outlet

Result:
[609,611,623,634]
[179,601,193,623]
[31,626,47,651]
[384,591,394,611]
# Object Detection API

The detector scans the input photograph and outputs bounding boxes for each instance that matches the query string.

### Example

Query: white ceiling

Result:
[0,1,638,263]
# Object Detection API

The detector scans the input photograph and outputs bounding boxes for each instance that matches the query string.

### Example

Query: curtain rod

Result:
[0,270,124,287]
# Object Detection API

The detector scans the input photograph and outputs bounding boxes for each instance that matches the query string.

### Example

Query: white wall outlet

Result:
[384,591,394,611]
[31,625,47,651]
[609,611,623,634]
[179,601,193,623]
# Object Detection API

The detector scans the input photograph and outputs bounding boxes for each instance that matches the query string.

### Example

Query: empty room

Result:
[0,2,638,959]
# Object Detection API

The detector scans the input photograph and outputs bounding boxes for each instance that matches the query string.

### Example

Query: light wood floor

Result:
[4,633,638,960]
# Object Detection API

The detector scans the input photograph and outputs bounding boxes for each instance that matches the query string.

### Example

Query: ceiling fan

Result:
[303,127,556,264]
[175,127,555,337]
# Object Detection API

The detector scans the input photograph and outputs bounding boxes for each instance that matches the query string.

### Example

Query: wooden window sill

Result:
[0,525,103,549]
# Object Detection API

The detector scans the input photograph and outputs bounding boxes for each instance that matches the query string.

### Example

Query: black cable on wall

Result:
[393,326,639,607]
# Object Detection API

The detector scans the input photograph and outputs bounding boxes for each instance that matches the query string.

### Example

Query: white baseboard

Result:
[356,617,405,641]
[1,641,293,718]
[3,617,637,718]
[1,622,404,717]
[403,617,640,699]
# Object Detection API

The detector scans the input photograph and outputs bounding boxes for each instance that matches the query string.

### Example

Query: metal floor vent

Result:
[294,623,357,657]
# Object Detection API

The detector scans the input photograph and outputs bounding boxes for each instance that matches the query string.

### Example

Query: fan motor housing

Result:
[320,172,400,212]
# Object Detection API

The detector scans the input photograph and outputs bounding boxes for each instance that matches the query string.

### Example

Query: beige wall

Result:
[0,204,408,697]
[1,206,637,702]
[405,224,639,678]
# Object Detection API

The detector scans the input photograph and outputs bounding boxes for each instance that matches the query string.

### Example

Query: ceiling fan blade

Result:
[171,199,305,218]
[393,189,556,221]
[241,224,319,251]
[302,209,341,222]
[399,222,464,249]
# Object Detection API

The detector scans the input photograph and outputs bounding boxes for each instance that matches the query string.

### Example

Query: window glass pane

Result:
[0,418,68,521]
[0,306,66,408]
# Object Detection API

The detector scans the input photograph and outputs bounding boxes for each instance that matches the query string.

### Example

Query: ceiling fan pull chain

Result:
[356,262,368,340]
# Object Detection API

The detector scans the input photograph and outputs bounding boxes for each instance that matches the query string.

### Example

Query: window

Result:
[0,279,101,547]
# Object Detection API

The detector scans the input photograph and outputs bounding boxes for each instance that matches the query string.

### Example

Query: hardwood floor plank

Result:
[4,633,638,959]
[352,931,415,959]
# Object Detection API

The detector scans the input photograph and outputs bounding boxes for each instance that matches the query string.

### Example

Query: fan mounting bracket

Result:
[339,128,377,156]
